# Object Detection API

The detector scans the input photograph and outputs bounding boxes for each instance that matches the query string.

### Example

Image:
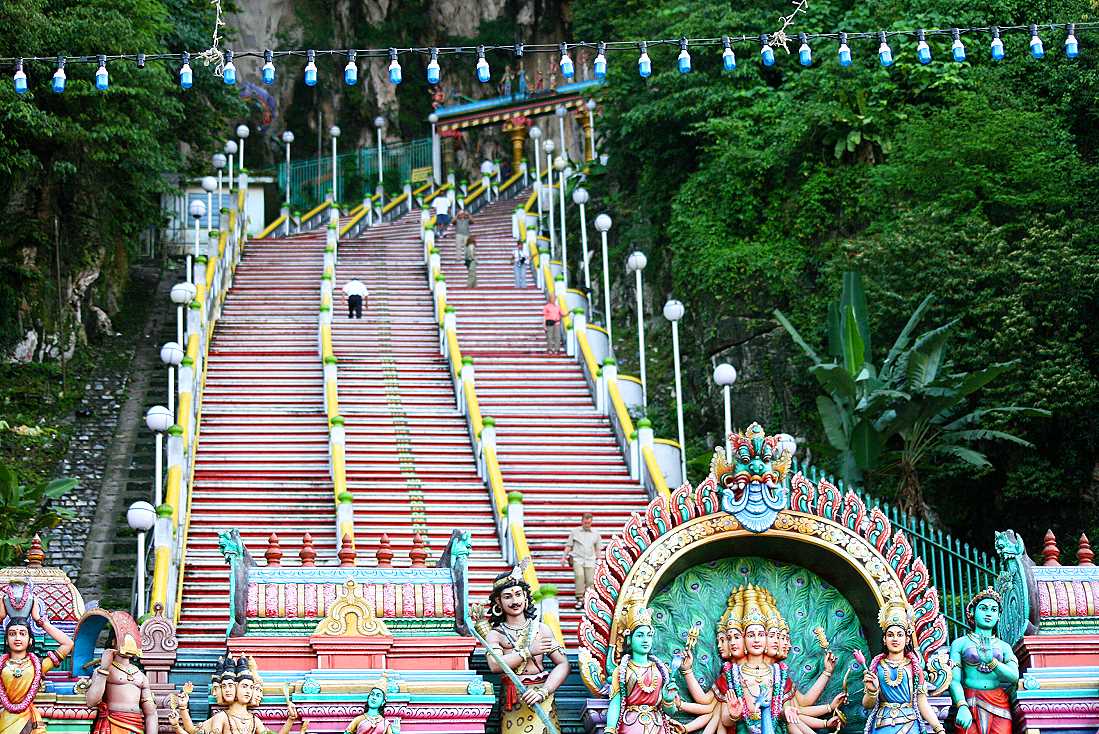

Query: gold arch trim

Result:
[607,510,906,647]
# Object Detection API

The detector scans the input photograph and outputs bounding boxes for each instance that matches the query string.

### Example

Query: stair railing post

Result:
[536,243,548,292]
[435,274,447,319]
[441,305,455,359]
[629,430,640,480]
[429,247,441,282]
[505,492,523,566]
[637,418,655,493]
[281,204,290,237]
[572,308,586,362]
[595,366,605,414]
[459,355,474,418]
[479,416,496,485]
[327,223,338,265]
[602,359,618,418]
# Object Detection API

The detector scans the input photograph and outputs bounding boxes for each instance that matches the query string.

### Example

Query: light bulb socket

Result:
[798,32,808,44]
[97,54,107,68]
[639,41,648,54]
[56,55,66,70]
[388,48,396,62]
[559,42,568,56]
[917,29,926,42]
[181,51,190,66]
[224,49,233,64]
[430,47,439,61]
[477,45,486,60]
[878,31,888,44]
[264,49,273,63]
[307,49,316,63]
[15,58,22,72]
[680,37,689,52]
[759,33,770,48]
[1029,23,1039,37]
[952,28,961,41]
[991,26,1001,40]
[722,36,731,50]
[598,41,607,55]
[514,43,524,58]
[137,53,146,68]
[1067,23,1076,36]
[839,32,848,45]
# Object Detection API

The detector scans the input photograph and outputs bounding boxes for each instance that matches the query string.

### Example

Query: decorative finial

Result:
[1078,533,1094,566]
[338,535,356,567]
[265,533,282,567]
[26,535,44,567]
[376,534,393,568]
[409,533,428,568]
[299,533,317,567]
[1041,529,1061,566]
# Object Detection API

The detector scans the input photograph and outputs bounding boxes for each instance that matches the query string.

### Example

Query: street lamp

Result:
[235,124,249,173]
[188,200,206,284]
[212,153,227,215]
[145,405,171,507]
[573,188,591,297]
[160,342,184,419]
[126,501,156,620]
[329,125,341,201]
[594,213,612,344]
[200,176,217,235]
[713,363,737,459]
[224,140,237,193]
[281,131,295,206]
[374,115,386,194]
[555,103,568,158]
[554,155,568,289]
[170,282,196,346]
[529,126,544,234]
[663,299,687,483]
[626,251,648,407]
[428,112,441,185]
[543,139,556,256]
[586,99,597,159]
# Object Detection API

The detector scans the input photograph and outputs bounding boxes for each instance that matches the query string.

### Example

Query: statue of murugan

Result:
[862,601,944,734]
[947,588,1019,734]
[171,657,304,734]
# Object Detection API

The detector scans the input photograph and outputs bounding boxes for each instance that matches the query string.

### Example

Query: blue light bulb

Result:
[638,47,651,78]
[304,63,317,87]
[13,64,27,95]
[798,43,812,66]
[678,49,691,73]
[262,61,275,84]
[722,44,736,71]
[1030,25,1045,59]
[344,61,357,85]
[387,60,400,85]
[838,34,852,67]
[990,30,1005,61]
[917,41,931,64]
[1065,25,1079,58]
[761,45,775,66]
[180,63,192,89]
[223,62,236,85]
[95,60,108,91]
[952,39,966,62]
[878,32,893,67]
[594,52,607,80]
[427,56,440,84]
[560,45,574,79]
[51,68,65,93]
[476,57,490,83]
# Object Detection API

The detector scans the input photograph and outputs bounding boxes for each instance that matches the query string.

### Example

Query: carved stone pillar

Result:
[502,118,529,172]
[140,602,180,734]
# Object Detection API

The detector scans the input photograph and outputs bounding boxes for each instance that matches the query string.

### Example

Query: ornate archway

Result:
[576,423,950,694]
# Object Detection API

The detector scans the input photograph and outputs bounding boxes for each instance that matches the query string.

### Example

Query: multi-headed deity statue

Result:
[343,680,399,734]
[862,601,944,734]
[483,567,569,734]
[171,656,303,734]
[0,587,73,734]
[948,588,1019,734]
[82,611,158,734]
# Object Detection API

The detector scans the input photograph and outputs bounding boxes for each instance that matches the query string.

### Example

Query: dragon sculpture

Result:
[713,422,792,533]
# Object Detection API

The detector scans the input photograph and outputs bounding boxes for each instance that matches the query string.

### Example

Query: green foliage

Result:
[573,0,1099,545]
[0,461,76,565]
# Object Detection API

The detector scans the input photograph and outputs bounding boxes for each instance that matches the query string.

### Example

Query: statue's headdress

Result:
[493,561,528,591]
[878,599,916,634]
[613,592,653,661]
[234,655,254,683]
[965,587,1004,628]
[740,586,768,630]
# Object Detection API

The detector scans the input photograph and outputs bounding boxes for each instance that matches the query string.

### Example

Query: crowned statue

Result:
[483,566,569,734]
[0,589,73,734]
[862,601,944,734]
[947,589,1018,734]
[343,676,399,734]
[81,611,158,734]
[171,656,304,734]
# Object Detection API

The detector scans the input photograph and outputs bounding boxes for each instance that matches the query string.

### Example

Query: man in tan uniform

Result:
[563,512,601,610]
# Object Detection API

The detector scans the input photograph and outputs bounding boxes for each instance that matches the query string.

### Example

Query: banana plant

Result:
[0,462,77,565]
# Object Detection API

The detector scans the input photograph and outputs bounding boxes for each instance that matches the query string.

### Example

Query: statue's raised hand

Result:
[528,631,551,657]
[723,697,743,723]
[862,670,879,695]
[679,649,694,673]
[829,692,847,711]
[823,651,837,674]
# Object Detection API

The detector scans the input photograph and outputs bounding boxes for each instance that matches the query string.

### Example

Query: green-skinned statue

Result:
[948,588,1019,734]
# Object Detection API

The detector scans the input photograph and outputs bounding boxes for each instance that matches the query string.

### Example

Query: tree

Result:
[0,462,77,565]
[776,272,1048,517]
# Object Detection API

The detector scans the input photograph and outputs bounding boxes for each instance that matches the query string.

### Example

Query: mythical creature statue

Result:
[218,530,256,638]
[713,423,792,533]
[947,589,1019,734]
[991,530,1038,646]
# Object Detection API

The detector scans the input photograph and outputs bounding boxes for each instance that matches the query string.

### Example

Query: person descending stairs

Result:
[332,210,509,612]
[438,195,653,640]
[177,227,341,649]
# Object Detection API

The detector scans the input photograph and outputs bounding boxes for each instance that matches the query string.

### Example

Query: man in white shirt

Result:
[342,278,368,319]
[433,195,451,238]
[563,512,602,609]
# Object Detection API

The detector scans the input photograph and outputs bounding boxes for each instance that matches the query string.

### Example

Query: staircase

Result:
[176,229,337,648]
[438,195,652,640]
[332,213,509,609]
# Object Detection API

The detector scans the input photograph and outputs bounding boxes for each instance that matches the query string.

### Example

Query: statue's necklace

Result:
[5,657,29,679]
[882,659,905,687]
[111,662,136,682]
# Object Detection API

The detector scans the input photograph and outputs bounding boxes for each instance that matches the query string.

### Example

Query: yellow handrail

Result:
[642,445,672,498]
[523,190,538,214]
[301,199,331,224]
[380,191,409,215]
[606,379,636,441]
[412,180,433,197]
[339,206,368,237]
[463,181,488,207]
[499,170,524,193]
[256,215,286,240]
[424,183,452,204]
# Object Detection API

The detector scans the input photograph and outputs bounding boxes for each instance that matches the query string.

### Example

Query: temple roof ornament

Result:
[313,580,390,637]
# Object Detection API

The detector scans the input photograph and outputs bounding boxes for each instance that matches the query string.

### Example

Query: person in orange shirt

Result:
[542,299,562,353]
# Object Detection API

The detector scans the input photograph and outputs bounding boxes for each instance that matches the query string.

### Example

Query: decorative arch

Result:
[577,469,950,693]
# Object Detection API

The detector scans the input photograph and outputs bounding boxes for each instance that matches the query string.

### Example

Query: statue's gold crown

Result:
[616,591,653,634]
[878,599,915,633]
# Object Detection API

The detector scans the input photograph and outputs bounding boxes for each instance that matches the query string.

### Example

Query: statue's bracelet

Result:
[95,668,109,676]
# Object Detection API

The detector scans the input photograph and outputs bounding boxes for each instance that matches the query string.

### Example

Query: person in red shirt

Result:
[542,299,562,353]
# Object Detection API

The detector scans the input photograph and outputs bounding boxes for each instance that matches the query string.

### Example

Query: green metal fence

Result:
[278,138,432,212]
[799,463,998,639]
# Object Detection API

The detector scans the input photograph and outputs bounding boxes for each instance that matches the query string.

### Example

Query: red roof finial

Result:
[338,535,356,567]
[1078,533,1094,566]
[264,533,282,567]
[1042,529,1061,566]
[409,533,428,568]
[299,533,317,567]
[376,534,393,568]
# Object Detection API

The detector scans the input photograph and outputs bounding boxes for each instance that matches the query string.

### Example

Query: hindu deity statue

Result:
[603,597,711,734]
[0,593,73,734]
[83,612,158,734]
[173,657,302,734]
[171,656,231,734]
[484,567,569,734]
[862,600,945,734]
[713,424,791,534]
[343,681,399,734]
[947,588,1019,734]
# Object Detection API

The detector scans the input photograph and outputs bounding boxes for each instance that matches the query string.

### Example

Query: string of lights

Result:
[4,21,1091,95]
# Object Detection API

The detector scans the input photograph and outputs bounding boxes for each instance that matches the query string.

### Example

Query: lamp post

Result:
[626,251,648,407]
[429,113,441,186]
[224,141,237,193]
[329,125,341,201]
[529,126,544,235]
[235,124,249,174]
[160,342,184,419]
[170,282,196,346]
[200,176,217,236]
[713,363,737,459]
[127,501,156,620]
[573,188,591,296]
[374,115,386,195]
[586,99,597,159]
[543,139,556,256]
[554,155,568,289]
[188,200,206,284]
[663,299,687,483]
[212,153,226,216]
[281,130,295,206]
[594,213,612,344]
[145,405,171,507]
[555,103,568,158]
